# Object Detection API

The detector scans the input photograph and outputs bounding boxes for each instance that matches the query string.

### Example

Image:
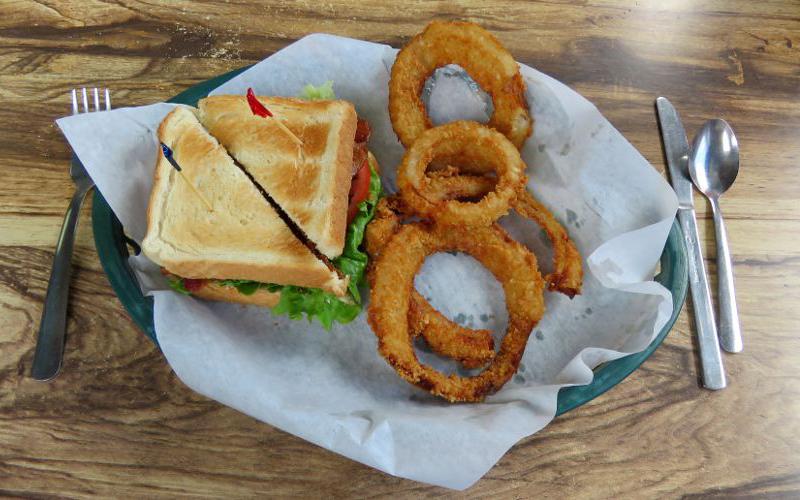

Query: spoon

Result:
[689,119,743,353]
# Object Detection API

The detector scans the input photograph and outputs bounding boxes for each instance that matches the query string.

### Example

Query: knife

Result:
[656,97,726,390]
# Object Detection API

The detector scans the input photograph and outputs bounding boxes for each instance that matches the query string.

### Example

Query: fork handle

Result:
[31,185,92,381]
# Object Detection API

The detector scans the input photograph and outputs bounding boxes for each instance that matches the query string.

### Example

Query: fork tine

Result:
[104,88,111,111]
[71,89,79,115]
[81,88,89,113]
[93,88,100,111]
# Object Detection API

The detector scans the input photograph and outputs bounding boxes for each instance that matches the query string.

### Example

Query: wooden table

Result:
[2,1,798,497]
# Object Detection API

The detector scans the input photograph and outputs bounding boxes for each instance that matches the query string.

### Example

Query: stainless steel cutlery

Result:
[31,88,111,381]
[656,97,743,390]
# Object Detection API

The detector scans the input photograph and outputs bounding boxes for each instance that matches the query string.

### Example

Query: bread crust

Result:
[189,281,281,307]
[326,101,357,258]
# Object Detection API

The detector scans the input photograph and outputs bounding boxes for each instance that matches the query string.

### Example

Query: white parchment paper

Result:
[56,34,678,490]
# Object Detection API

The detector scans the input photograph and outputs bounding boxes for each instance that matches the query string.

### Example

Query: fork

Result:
[31,88,111,381]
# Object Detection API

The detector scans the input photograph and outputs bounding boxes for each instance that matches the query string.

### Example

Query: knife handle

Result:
[677,208,726,390]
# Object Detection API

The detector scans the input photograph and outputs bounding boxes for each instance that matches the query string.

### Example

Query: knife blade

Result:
[656,97,726,390]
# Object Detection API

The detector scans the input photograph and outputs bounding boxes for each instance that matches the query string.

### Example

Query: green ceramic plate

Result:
[90,66,688,416]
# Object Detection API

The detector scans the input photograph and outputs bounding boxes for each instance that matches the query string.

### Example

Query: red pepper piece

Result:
[246,88,273,118]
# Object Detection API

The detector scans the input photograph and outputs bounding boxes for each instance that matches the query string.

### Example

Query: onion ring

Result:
[425,168,497,202]
[407,303,495,369]
[368,222,545,402]
[364,196,405,262]
[420,154,582,297]
[366,178,582,369]
[389,20,532,149]
[366,197,496,368]
[397,121,526,226]
[425,175,583,296]
[513,189,583,297]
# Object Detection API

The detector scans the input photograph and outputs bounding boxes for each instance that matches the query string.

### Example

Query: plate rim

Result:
[90,65,689,416]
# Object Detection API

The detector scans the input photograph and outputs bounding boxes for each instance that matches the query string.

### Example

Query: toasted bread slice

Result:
[142,106,348,296]
[198,95,357,259]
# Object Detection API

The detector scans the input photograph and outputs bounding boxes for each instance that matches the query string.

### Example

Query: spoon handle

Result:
[710,199,743,352]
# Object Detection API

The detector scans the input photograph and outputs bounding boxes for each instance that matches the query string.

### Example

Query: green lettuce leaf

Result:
[273,286,361,330]
[217,279,282,296]
[334,161,382,303]
[167,277,191,295]
[299,80,336,101]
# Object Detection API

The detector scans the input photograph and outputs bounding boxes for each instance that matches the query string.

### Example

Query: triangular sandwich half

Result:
[197,95,357,259]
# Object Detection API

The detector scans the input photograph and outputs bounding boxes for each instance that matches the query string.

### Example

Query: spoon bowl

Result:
[690,119,740,199]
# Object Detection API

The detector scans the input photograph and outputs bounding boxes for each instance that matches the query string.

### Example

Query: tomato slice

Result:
[183,278,207,292]
[351,142,368,176]
[347,160,371,224]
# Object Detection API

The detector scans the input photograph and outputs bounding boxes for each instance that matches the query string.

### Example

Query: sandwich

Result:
[141,82,382,328]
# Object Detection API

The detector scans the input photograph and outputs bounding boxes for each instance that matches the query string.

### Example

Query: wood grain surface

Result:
[2,0,799,497]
